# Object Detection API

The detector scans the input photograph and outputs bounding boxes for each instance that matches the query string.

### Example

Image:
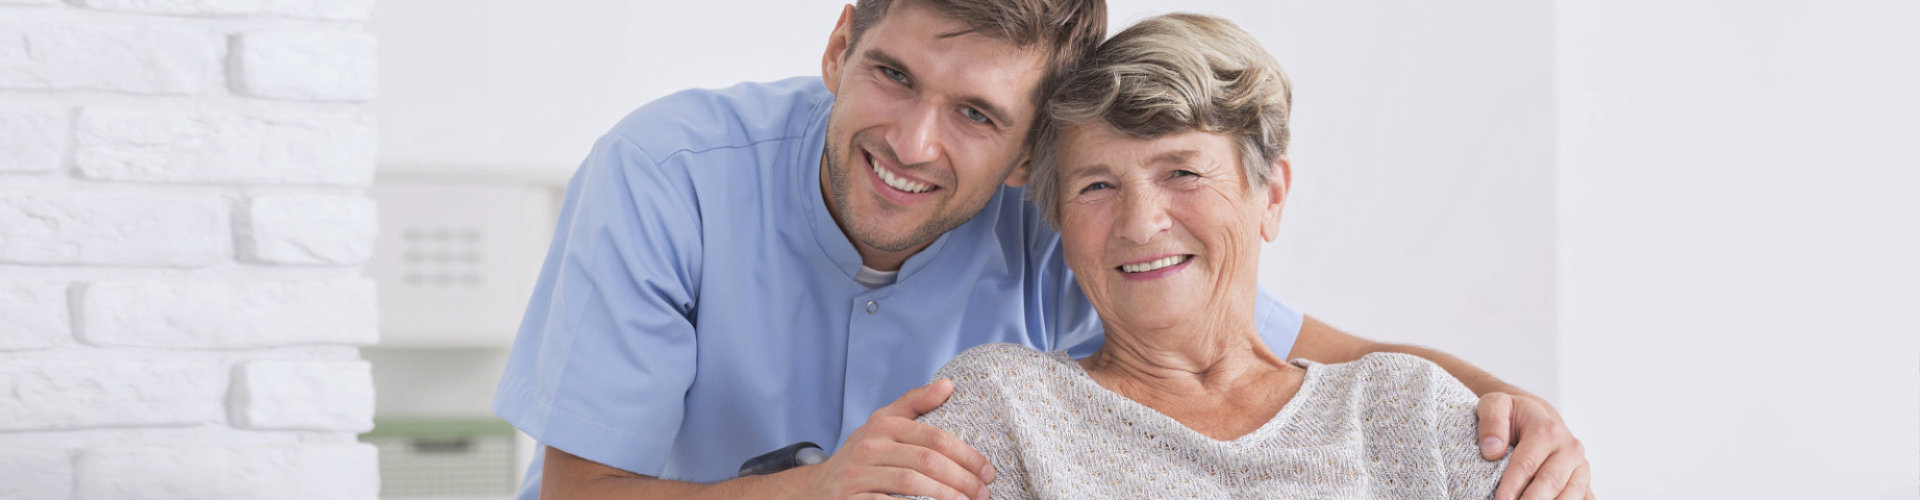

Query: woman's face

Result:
[1055,123,1288,333]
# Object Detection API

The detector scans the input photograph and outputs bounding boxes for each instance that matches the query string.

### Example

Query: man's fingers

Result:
[894,418,993,482]
[875,380,956,420]
[907,379,957,415]
[1518,451,1583,500]
[1477,393,1515,460]
[867,441,985,498]
[1492,432,1551,500]
[851,465,973,500]
[1553,463,1592,500]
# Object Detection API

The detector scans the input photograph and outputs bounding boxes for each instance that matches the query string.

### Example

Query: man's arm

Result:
[1287,316,1594,500]
[1286,317,1543,406]
[543,446,809,500]
[541,380,993,500]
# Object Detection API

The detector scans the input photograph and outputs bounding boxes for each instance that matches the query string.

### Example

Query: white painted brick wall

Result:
[0,23,224,94]
[244,194,378,265]
[0,0,380,497]
[234,360,374,431]
[0,282,69,351]
[74,107,376,185]
[0,360,226,430]
[77,0,375,20]
[233,31,378,101]
[76,445,379,500]
[82,279,379,348]
[0,193,232,267]
[0,450,73,500]
[0,107,67,174]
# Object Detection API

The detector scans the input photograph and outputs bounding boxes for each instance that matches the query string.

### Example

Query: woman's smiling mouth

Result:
[1117,254,1193,279]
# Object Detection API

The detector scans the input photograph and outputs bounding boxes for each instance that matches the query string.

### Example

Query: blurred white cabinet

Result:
[365,168,565,348]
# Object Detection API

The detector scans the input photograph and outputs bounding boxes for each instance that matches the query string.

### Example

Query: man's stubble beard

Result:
[822,117,982,254]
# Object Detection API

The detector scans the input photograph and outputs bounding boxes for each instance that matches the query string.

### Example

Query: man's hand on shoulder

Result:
[805,379,995,500]
[1477,392,1594,500]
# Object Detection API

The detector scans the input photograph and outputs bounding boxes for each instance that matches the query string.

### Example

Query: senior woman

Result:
[914,13,1507,499]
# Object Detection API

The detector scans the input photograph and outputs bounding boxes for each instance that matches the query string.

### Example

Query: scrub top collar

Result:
[797,93,962,287]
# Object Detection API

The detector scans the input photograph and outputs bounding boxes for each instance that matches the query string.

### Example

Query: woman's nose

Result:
[1115,188,1171,245]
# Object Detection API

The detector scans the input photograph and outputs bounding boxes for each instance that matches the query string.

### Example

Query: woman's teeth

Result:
[1121,255,1190,273]
[873,162,932,193]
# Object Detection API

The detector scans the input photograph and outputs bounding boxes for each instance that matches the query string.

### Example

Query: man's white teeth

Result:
[1121,255,1190,273]
[872,162,932,194]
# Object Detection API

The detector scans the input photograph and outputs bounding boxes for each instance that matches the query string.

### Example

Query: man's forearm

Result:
[543,446,816,500]
[559,470,812,500]
[1290,316,1555,413]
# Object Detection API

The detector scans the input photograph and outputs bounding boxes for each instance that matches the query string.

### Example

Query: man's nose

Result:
[888,103,942,166]
[1115,187,1171,245]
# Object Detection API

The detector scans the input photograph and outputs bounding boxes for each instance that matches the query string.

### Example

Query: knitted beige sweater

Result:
[914,343,1507,499]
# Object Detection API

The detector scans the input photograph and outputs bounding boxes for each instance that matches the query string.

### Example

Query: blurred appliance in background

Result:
[360,165,569,499]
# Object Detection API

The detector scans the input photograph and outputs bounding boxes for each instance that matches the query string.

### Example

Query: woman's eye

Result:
[961,107,992,125]
[1171,169,1198,178]
[1079,181,1112,193]
[880,67,908,84]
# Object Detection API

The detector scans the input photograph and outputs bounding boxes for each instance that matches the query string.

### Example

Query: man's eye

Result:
[962,107,992,125]
[880,67,908,84]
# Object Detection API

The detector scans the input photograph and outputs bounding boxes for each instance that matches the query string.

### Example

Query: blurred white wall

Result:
[1555,0,1920,497]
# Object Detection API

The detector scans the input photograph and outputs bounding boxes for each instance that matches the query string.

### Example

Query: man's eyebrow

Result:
[861,48,1014,127]
[863,48,911,76]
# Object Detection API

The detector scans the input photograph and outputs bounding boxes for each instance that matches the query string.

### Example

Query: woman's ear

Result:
[1259,156,1291,241]
[821,5,856,94]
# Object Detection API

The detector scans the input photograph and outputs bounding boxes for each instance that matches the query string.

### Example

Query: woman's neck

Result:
[1078,317,1306,440]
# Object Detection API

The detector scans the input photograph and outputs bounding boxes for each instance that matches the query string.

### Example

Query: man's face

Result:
[819,1,1049,267]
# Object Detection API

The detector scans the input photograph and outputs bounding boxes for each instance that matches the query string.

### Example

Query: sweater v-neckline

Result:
[1046,351,1326,447]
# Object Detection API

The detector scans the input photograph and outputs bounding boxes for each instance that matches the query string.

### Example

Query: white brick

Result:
[234,360,372,431]
[245,194,377,265]
[233,31,377,101]
[77,0,373,20]
[77,445,378,500]
[0,23,222,94]
[0,450,72,500]
[0,107,66,174]
[0,193,231,267]
[0,282,69,351]
[74,107,375,185]
[82,279,378,348]
[0,361,224,431]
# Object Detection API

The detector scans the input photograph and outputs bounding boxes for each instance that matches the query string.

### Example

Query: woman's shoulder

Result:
[1297,352,1458,388]
[1292,352,1478,413]
[934,343,1078,382]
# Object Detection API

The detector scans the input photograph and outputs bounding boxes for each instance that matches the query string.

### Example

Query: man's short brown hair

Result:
[847,0,1107,134]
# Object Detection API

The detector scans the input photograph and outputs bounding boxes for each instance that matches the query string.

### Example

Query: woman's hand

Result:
[1477,392,1593,500]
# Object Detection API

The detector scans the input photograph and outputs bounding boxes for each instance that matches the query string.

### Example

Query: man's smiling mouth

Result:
[865,150,936,194]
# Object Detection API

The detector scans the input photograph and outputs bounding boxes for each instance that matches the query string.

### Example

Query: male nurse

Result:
[495,1,1593,499]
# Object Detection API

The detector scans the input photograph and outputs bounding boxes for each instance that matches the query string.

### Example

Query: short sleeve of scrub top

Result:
[492,130,704,477]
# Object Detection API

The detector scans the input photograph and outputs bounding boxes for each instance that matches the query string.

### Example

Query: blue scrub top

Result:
[493,77,1304,492]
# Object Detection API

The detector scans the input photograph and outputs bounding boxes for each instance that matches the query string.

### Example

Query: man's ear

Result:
[821,5,857,94]
[1004,156,1032,187]
[1259,156,1292,241]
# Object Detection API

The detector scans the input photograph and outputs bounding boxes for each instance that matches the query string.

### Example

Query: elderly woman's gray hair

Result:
[1027,13,1293,227]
